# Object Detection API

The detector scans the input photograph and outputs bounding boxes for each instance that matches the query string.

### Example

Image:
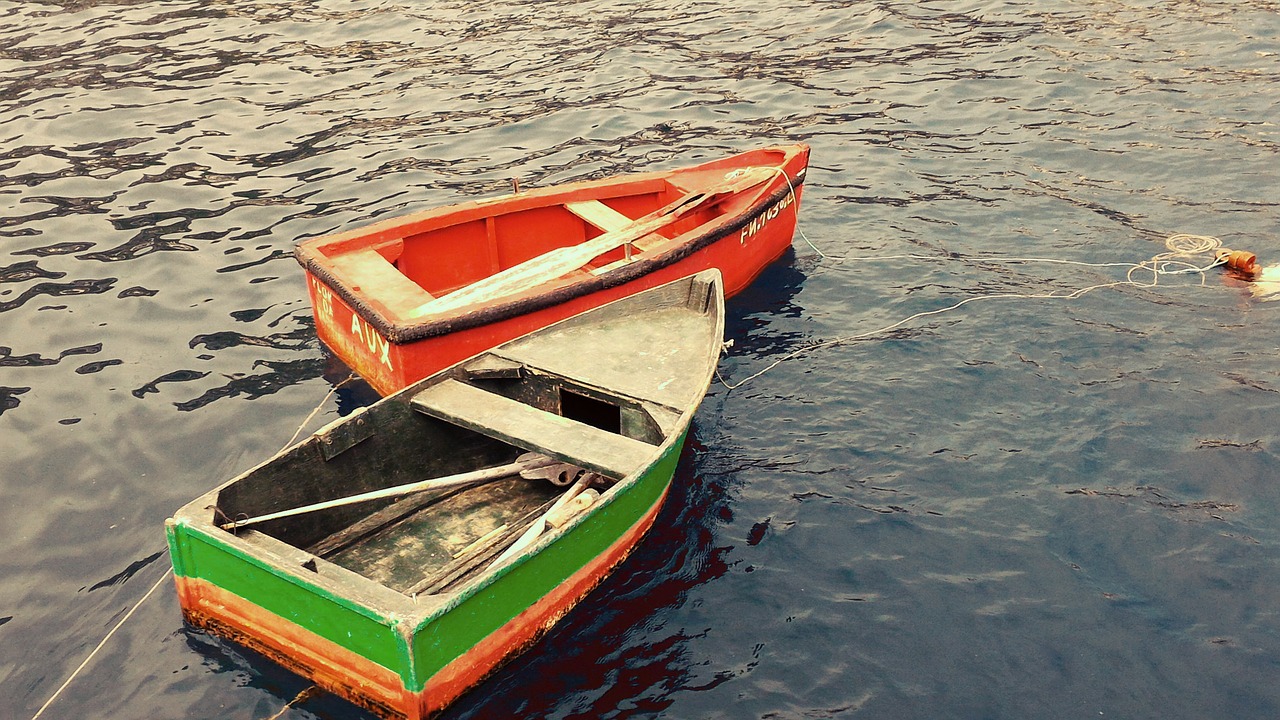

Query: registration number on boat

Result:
[739,191,795,244]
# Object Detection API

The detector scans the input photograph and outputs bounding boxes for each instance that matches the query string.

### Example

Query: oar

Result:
[218,453,559,531]
[408,166,774,317]
[486,471,599,570]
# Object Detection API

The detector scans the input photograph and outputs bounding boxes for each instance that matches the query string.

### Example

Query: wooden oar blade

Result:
[408,166,776,317]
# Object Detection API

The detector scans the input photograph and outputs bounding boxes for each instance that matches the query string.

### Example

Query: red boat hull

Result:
[299,145,808,395]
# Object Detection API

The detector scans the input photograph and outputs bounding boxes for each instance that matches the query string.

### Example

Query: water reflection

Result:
[0,275,118,312]
[172,356,324,411]
[5,0,1280,717]
[451,443,732,719]
[722,250,808,358]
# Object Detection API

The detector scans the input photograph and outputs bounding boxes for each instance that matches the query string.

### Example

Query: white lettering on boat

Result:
[311,277,334,322]
[349,312,393,369]
[739,191,795,244]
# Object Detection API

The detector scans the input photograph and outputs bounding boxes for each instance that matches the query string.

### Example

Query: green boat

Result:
[165,270,725,719]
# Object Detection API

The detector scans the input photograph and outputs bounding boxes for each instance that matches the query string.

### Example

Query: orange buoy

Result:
[1216,249,1259,275]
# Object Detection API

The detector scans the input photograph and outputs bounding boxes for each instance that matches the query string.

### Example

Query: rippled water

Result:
[4,1,1280,718]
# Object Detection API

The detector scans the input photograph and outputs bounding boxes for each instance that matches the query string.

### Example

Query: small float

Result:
[165,270,725,720]
[296,144,808,395]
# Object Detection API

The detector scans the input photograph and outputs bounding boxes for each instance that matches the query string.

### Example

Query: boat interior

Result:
[400,178,676,295]
[208,275,720,597]
[312,162,774,315]
[210,373,660,596]
[401,167,764,296]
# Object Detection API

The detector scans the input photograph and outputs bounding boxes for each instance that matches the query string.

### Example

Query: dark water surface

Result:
[4,1,1280,718]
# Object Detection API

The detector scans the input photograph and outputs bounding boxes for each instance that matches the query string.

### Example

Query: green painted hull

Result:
[168,433,682,680]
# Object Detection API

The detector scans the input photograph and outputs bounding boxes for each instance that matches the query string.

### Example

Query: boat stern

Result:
[165,500,428,718]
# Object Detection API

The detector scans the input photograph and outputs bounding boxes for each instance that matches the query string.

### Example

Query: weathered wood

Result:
[219,454,559,530]
[308,482,475,558]
[327,247,435,313]
[462,354,525,380]
[453,523,510,559]
[329,471,559,591]
[404,498,559,596]
[545,488,599,529]
[410,379,655,479]
[491,306,712,411]
[488,472,597,571]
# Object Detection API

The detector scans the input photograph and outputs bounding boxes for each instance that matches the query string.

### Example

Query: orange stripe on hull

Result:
[175,487,669,720]
[174,577,415,719]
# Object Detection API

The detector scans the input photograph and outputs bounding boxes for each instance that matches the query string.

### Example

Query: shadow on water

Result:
[722,248,810,358]
[180,629,373,719]
[320,348,383,418]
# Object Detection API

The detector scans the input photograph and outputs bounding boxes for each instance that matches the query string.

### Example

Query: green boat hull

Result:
[166,270,725,719]
[166,436,682,718]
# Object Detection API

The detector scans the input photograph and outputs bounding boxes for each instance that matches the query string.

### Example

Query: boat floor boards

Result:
[324,476,561,593]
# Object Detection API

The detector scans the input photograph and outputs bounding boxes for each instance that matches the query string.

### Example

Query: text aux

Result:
[311,276,393,370]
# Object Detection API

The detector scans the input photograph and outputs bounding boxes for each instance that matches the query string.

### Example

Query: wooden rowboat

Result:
[296,144,808,395]
[165,270,726,720]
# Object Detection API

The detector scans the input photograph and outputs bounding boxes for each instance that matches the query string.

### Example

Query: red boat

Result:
[296,144,810,395]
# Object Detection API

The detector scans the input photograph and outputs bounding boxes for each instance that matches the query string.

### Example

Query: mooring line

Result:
[719,234,1234,390]
[31,566,173,720]
[281,372,358,451]
[762,164,825,259]
[262,686,321,720]
[32,374,354,720]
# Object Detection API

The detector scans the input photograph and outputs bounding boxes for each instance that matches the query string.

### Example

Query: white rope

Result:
[32,374,355,719]
[760,165,825,259]
[31,567,173,720]
[281,372,357,451]
[261,686,321,720]
[719,234,1231,390]
[1128,233,1224,283]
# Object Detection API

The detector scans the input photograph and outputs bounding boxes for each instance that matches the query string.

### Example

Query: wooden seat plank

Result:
[410,379,655,479]
[565,200,633,231]
[327,248,434,314]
